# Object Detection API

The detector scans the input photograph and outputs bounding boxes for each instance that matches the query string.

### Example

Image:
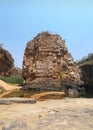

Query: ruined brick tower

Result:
[22,32,82,90]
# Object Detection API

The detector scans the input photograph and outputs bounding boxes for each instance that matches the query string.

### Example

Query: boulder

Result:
[68,88,79,98]
[0,47,14,76]
[22,32,82,91]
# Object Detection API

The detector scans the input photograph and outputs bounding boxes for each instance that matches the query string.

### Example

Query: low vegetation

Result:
[0,76,24,85]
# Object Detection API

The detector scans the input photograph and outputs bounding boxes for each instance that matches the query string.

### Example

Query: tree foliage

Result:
[76,53,93,65]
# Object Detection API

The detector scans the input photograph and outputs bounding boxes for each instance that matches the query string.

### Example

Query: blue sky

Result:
[0,0,93,67]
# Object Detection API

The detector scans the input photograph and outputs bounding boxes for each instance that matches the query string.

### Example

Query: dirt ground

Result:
[0,80,93,130]
[0,98,93,130]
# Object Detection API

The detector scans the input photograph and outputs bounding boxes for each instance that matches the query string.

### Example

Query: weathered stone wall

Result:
[80,63,93,85]
[0,47,14,76]
[22,32,82,90]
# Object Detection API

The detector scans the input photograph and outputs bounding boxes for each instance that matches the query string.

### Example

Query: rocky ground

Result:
[0,98,93,130]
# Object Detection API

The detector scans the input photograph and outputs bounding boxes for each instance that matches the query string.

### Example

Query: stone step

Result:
[0,98,36,105]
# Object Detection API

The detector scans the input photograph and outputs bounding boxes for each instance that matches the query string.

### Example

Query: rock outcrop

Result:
[22,32,82,91]
[11,67,22,76]
[0,47,14,76]
[79,54,93,94]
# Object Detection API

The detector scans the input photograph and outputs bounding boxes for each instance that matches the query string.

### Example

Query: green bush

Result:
[0,76,24,85]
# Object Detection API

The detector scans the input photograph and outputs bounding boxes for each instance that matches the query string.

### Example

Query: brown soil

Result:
[31,91,66,100]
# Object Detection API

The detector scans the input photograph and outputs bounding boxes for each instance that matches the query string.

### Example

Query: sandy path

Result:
[0,98,93,130]
[0,79,21,98]
[0,80,20,91]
